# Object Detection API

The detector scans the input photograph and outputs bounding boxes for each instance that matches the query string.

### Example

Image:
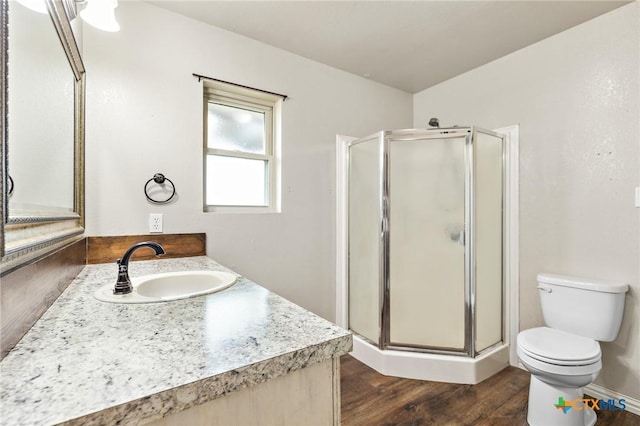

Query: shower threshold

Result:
[350,335,510,385]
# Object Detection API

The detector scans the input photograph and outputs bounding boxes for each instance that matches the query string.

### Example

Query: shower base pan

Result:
[351,335,510,385]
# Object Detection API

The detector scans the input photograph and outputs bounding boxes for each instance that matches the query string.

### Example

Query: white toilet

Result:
[517,273,628,426]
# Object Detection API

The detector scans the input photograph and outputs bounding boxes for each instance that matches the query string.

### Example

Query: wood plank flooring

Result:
[340,355,640,426]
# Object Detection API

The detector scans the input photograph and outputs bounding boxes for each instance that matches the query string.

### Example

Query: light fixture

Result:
[15,0,48,14]
[79,0,120,32]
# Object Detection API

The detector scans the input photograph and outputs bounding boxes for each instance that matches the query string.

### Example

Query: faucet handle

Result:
[116,259,128,273]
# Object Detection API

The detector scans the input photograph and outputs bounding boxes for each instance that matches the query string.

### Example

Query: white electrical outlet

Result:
[149,213,163,233]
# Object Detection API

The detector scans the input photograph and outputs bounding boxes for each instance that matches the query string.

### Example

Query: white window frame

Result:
[203,80,282,213]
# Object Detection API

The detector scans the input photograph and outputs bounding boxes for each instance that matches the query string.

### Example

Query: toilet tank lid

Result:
[537,273,628,293]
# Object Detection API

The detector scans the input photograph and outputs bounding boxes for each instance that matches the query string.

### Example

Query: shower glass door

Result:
[348,135,382,344]
[387,134,467,351]
[346,127,504,356]
[474,131,504,352]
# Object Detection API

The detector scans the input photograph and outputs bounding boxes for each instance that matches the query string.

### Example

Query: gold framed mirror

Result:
[1,0,85,274]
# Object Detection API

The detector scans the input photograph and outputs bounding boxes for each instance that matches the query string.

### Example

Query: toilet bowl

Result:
[517,273,628,426]
[518,327,602,426]
[518,327,601,387]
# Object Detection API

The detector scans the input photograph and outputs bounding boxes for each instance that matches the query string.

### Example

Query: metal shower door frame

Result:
[347,127,505,358]
[380,128,472,356]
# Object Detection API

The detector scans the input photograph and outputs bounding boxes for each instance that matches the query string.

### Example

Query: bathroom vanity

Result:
[0,256,352,425]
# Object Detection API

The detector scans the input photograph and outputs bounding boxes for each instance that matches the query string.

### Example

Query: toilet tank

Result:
[537,273,628,342]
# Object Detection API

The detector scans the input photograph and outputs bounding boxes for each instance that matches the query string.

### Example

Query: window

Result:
[203,80,282,212]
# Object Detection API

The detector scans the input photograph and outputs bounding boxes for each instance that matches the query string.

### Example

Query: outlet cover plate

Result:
[149,213,163,233]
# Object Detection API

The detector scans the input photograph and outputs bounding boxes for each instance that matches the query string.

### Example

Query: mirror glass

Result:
[1,0,84,270]
[8,1,75,214]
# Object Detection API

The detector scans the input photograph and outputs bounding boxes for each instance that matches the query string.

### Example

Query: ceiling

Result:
[148,1,630,93]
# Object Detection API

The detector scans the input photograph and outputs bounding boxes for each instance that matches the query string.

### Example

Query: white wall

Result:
[414,3,639,400]
[83,1,412,321]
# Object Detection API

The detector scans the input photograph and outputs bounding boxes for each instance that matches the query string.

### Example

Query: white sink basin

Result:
[94,270,237,304]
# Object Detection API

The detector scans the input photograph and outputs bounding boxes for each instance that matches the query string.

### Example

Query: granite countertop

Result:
[0,256,352,425]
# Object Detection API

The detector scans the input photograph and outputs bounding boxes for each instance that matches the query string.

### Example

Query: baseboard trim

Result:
[584,383,640,416]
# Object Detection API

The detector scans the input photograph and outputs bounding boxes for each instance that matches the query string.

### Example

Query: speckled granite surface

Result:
[0,257,352,425]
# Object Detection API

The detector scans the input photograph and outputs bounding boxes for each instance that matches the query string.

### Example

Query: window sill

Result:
[204,205,280,214]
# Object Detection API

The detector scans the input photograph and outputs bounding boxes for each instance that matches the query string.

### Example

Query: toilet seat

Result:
[518,327,601,366]
[517,346,602,378]
[517,327,602,378]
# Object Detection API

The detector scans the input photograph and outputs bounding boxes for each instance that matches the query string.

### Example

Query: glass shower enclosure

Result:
[348,127,504,357]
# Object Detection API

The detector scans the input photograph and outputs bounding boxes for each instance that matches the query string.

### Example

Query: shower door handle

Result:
[449,229,465,246]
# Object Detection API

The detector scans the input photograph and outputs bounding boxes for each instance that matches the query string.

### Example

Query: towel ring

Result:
[144,173,176,204]
[7,174,14,196]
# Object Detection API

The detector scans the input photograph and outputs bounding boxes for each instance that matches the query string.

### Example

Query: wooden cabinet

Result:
[145,357,340,426]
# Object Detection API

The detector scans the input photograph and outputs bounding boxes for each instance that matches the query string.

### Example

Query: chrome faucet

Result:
[114,241,166,295]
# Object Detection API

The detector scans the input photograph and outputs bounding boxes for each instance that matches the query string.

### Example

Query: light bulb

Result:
[16,0,48,14]
[80,0,120,32]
